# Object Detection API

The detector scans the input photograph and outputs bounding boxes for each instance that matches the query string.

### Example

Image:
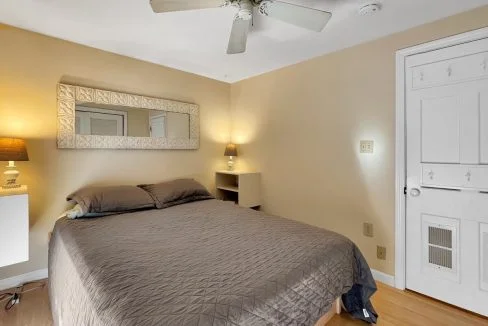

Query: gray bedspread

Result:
[49,199,375,325]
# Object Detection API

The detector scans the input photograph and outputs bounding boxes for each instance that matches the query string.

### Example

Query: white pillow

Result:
[58,204,84,220]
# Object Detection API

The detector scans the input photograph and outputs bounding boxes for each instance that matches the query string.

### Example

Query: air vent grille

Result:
[422,215,459,282]
[427,226,453,270]
[428,246,452,269]
[429,226,452,248]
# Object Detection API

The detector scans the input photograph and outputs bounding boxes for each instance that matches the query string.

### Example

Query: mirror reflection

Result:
[74,103,190,139]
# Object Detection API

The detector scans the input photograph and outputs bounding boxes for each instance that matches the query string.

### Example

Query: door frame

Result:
[395,27,488,290]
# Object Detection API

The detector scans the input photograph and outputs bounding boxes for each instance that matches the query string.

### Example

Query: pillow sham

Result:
[138,178,214,209]
[67,185,156,216]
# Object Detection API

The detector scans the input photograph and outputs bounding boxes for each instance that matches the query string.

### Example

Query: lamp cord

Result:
[0,281,45,311]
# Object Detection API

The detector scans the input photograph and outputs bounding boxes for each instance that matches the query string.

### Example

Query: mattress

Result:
[49,199,375,325]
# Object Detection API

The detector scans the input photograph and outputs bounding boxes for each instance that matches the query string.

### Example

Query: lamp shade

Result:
[0,138,29,161]
[224,143,238,157]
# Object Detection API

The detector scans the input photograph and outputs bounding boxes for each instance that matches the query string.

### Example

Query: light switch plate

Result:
[360,140,374,153]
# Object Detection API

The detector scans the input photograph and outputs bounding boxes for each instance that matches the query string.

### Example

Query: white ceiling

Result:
[1,0,487,82]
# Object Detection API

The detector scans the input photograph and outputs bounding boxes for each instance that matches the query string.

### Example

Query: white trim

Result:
[0,268,48,291]
[395,45,407,291]
[371,269,395,287]
[395,26,488,290]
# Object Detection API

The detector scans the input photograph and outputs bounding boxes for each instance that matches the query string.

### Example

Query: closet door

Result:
[405,37,488,316]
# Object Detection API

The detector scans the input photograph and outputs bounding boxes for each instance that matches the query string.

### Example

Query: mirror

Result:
[57,84,199,150]
[74,104,190,139]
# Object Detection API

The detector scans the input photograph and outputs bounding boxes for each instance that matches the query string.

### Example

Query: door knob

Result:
[410,188,421,197]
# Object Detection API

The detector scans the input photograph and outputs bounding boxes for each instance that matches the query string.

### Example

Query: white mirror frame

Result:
[57,84,199,150]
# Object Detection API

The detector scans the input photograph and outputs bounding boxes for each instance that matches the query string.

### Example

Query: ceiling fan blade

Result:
[227,17,251,55]
[258,1,332,32]
[150,0,225,13]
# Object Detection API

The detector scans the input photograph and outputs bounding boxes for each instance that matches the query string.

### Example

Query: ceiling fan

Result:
[150,0,332,54]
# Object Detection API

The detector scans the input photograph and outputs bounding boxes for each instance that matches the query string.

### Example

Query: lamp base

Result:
[227,156,235,171]
[3,162,21,189]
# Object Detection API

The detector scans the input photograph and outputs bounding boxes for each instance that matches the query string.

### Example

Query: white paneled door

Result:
[406,37,488,316]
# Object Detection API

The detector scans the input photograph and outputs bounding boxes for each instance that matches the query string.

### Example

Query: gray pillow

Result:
[138,179,213,209]
[67,185,156,216]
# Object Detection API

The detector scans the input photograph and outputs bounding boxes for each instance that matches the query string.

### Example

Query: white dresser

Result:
[0,186,29,267]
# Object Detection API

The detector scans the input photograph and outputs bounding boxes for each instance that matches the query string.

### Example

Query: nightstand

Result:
[0,186,29,267]
[215,171,261,208]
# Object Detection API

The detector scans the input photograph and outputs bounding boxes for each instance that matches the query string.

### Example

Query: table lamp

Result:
[224,143,238,171]
[0,138,29,189]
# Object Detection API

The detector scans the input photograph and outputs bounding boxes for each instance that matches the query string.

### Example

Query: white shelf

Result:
[215,171,261,208]
[217,185,239,192]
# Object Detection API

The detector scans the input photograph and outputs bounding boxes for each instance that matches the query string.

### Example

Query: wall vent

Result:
[428,244,452,269]
[429,226,452,249]
[422,215,459,282]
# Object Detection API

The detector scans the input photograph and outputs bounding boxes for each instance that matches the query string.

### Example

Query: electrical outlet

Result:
[360,140,374,154]
[377,246,387,260]
[363,222,374,237]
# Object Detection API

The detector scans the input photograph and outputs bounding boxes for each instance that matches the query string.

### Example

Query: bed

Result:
[49,197,376,325]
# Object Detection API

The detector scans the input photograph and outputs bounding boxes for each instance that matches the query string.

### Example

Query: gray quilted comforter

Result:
[49,199,375,325]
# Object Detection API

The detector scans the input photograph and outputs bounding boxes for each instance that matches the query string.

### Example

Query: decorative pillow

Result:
[67,185,156,216]
[138,179,214,209]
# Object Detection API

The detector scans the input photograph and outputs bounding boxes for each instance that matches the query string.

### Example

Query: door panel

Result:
[406,37,488,317]
[481,223,488,292]
[460,92,480,164]
[421,96,460,163]
[480,90,488,164]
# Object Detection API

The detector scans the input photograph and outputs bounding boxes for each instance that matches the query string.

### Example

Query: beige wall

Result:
[0,25,230,279]
[230,6,488,275]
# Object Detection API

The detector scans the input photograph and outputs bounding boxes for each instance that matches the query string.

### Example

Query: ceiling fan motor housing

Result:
[230,0,255,20]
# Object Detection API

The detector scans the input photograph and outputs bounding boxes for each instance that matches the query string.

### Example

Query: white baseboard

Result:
[371,269,395,287]
[0,268,48,291]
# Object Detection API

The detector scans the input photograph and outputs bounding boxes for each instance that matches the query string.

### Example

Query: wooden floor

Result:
[0,281,487,325]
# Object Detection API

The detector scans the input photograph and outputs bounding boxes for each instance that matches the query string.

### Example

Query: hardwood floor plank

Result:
[331,283,488,326]
[0,281,52,326]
